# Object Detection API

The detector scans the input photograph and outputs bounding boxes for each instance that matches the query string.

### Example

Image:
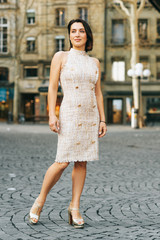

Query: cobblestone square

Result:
[0,123,160,240]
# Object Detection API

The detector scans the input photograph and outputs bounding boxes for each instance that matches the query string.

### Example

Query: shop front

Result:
[0,84,14,122]
[20,93,39,121]
[0,67,14,122]
[105,91,160,126]
[105,93,133,125]
[145,96,160,125]
[38,82,63,121]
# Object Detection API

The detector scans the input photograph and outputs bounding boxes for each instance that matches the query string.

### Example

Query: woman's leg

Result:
[30,162,69,221]
[70,161,87,220]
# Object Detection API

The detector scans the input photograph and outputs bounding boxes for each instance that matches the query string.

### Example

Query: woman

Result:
[28,18,107,229]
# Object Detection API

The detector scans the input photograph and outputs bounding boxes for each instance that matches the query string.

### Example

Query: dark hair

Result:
[67,19,93,52]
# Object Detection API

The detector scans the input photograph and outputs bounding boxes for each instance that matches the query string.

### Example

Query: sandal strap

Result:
[33,198,43,209]
[70,208,79,211]
[29,212,39,220]
[72,218,84,225]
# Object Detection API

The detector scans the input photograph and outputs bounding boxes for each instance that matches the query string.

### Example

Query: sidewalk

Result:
[0,122,160,133]
[0,123,160,239]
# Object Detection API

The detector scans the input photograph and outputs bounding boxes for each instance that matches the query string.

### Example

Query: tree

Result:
[109,0,146,127]
[13,0,35,122]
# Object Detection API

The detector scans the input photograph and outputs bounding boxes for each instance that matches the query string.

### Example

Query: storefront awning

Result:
[0,81,14,87]
[38,81,49,93]
[149,0,160,12]
[38,81,62,94]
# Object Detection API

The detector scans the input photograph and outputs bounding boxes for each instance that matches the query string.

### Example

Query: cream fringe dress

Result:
[55,48,100,163]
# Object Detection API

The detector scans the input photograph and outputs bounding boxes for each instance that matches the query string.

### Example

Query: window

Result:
[56,9,65,26]
[27,9,35,24]
[112,20,125,44]
[156,19,160,43]
[157,57,160,80]
[26,37,36,52]
[138,19,148,40]
[55,36,65,51]
[140,56,150,80]
[24,67,38,78]
[44,66,50,78]
[0,67,8,81]
[126,97,132,124]
[0,0,7,3]
[112,58,125,81]
[147,98,160,114]
[79,8,88,22]
[157,19,160,37]
[0,17,8,53]
[137,0,149,5]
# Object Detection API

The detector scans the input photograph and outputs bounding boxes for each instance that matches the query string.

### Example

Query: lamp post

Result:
[127,63,151,128]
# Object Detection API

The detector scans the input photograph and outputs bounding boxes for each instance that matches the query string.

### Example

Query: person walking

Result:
[28,18,107,229]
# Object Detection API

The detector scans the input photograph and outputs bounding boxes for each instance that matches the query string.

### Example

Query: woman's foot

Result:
[28,196,45,224]
[68,203,84,228]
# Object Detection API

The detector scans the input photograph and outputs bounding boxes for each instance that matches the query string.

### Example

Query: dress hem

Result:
[55,158,99,163]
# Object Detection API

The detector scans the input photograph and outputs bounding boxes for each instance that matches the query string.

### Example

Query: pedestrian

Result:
[28,18,107,229]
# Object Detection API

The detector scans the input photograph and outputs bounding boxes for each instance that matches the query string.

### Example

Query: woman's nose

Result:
[75,31,80,36]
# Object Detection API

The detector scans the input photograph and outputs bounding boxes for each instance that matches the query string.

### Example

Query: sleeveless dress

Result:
[55,48,100,163]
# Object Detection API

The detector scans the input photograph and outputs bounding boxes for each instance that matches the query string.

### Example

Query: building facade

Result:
[0,0,104,122]
[104,0,160,125]
[0,0,160,124]
[0,0,16,121]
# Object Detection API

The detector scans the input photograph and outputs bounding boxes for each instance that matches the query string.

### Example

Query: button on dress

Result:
[55,48,100,163]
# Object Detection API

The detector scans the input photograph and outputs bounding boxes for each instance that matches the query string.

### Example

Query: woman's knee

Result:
[56,162,70,170]
[75,161,87,168]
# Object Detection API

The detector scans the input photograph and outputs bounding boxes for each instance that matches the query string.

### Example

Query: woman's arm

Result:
[48,51,63,133]
[94,58,107,138]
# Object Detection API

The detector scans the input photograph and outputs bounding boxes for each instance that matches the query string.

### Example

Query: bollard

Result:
[131,108,139,129]
[18,113,25,124]
[8,112,13,123]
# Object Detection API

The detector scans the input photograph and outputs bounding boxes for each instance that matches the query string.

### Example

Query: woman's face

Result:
[70,22,87,49]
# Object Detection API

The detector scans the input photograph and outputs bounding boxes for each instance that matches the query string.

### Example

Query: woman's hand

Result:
[49,115,60,133]
[98,122,107,138]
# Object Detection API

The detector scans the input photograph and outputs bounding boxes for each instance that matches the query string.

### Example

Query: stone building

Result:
[0,0,104,122]
[0,0,16,121]
[0,0,160,125]
[104,0,160,125]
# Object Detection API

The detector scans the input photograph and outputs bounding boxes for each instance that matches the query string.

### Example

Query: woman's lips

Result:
[74,39,81,42]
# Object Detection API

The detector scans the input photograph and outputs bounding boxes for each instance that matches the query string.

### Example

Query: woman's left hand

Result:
[98,122,107,138]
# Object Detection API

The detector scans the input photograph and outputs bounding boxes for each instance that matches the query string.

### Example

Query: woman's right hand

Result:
[49,115,60,133]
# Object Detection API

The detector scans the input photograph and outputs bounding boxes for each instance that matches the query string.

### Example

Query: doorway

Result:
[107,98,123,124]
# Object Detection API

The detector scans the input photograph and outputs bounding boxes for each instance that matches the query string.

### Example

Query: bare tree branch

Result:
[121,0,134,2]
[137,0,146,16]
[113,0,131,17]
[28,0,35,10]
[111,4,128,18]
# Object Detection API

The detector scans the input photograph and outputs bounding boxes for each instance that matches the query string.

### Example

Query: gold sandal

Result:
[68,206,84,228]
[28,197,44,224]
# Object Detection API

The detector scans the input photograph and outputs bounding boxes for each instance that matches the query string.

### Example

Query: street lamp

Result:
[127,63,151,128]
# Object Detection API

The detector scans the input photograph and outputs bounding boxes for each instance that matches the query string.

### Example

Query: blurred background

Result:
[0,0,160,126]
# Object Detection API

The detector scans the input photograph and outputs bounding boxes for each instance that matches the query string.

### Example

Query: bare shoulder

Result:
[51,51,68,66]
[52,51,64,61]
[91,57,100,68]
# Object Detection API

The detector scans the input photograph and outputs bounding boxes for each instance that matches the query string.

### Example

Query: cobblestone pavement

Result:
[0,123,160,240]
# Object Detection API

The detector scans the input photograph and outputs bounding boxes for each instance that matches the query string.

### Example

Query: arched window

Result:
[26,9,35,24]
[26,37,36,52]
[0,67,9,81]
[55,35,65,52]
[56,9,65,26]
[79,8,88,22]
[0,17,8,53]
